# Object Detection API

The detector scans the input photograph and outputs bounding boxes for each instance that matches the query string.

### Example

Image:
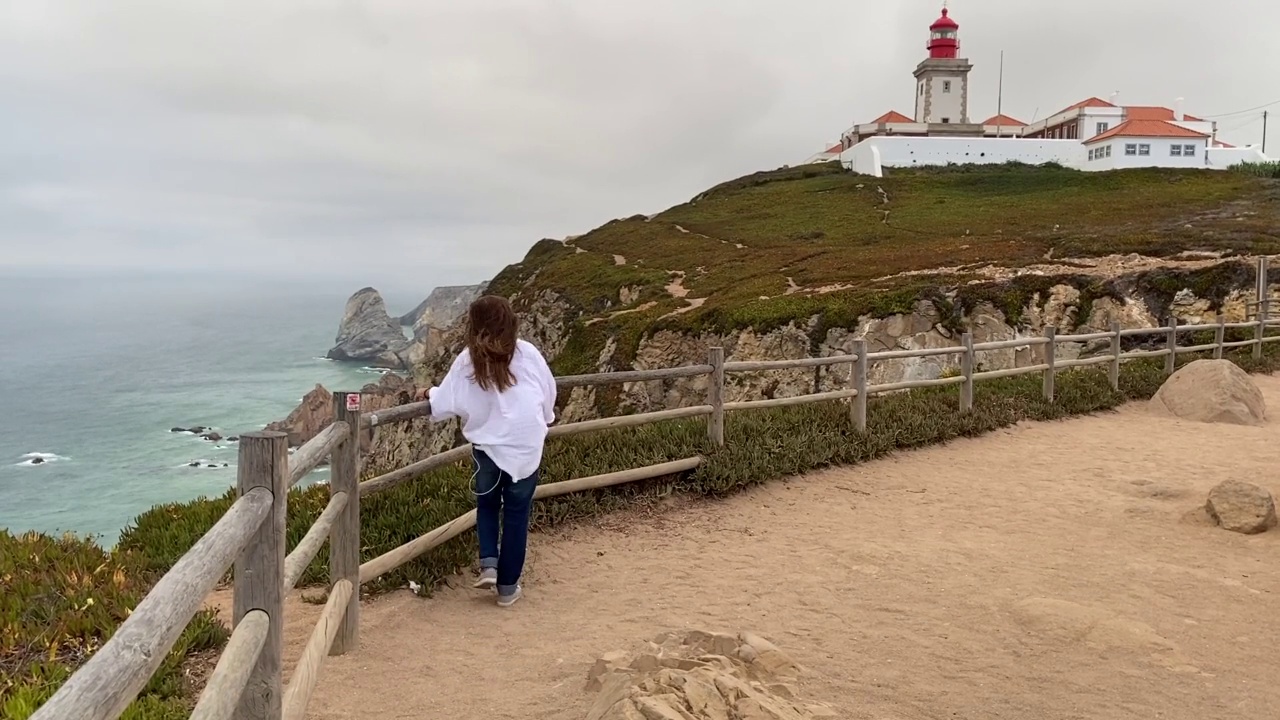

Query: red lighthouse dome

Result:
[927,6,960,59]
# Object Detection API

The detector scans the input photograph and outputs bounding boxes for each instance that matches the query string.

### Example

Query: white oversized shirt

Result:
[428,339,557,481]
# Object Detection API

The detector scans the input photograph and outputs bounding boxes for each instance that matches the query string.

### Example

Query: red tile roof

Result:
[870,110,915,124]
[1124,106,1205,122]
[981,113,1026,126]
[1055,97,1117,116]
[1213,140,1235,148]
[1083,119,1210,145]
[825,143,842,154]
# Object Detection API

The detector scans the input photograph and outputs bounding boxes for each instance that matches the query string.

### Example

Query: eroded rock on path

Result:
[1206,479,1278,535]
[585,630,833,720]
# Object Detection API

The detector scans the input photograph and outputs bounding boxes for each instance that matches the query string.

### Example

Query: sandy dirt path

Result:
[213,376,1280,720]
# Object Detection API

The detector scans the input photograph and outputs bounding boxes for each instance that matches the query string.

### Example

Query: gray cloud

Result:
[1,0,1275,289]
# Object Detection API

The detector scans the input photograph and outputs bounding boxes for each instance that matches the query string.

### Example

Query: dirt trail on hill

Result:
[210,376,1280,719]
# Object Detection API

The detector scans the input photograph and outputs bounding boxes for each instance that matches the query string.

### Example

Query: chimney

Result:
[1109,90,1120,106]
[1174,97,1184,122]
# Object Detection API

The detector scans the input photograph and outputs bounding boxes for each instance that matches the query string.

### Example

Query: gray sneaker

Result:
[496,585,522,608]
[473,568,497,590]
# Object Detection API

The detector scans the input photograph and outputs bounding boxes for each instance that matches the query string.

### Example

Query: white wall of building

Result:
[1079,108,1125,140]
[1207,146,1274,168]
[841,136,1084,177]
[918,74,967,123]
[1083,137,1208,171]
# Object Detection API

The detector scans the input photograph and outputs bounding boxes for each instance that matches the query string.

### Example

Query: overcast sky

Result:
[1,0,1276,292]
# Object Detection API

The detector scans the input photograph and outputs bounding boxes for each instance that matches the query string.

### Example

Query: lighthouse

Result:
[913,5,973,125]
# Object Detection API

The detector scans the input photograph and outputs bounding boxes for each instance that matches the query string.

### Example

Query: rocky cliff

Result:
[399,283,487,338]
[326,287,411,369]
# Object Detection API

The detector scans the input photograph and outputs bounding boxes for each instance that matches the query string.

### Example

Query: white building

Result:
[806,5,1273,175]
[1082,119,1209,171]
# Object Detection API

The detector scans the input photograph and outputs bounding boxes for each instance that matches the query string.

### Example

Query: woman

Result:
[415,295,556,607]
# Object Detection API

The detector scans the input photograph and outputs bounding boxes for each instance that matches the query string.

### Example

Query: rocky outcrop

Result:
[549,281,1265,422]
[326,288,411,369]
[266,384,334,447]
[1206,480,1277,534]
[400,283,487,339]
[266,372,460,479]
[1151,359,1266,426]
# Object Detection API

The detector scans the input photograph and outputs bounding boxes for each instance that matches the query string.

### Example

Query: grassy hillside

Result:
[488,162,1280,374]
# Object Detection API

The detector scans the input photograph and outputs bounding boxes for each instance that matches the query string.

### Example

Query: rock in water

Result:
[1150,359,1266,426]
[1206,480,1277,534]
[326,287,411,369]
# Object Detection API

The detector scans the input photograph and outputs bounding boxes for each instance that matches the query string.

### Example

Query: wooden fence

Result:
[32,275,1280,720]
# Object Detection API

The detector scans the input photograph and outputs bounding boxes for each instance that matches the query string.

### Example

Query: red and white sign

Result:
[346,394,361,412]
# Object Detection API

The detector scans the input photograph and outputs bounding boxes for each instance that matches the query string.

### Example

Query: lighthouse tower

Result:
[913,5,973,125]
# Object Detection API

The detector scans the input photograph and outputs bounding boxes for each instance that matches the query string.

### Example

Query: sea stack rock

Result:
[327,287,411,369]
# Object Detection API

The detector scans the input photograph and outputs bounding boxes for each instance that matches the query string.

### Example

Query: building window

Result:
[1125,144,1137,156]
[1096,122,1109,135]
[1105,145,1112,157]
[941,117,950,124]
[1184,144,1197,156]
[1088,149,1095,161]
[1171,144,1183,156]
[919,83,924,96]
[943,80,952,93]
[1139,144,1151,156]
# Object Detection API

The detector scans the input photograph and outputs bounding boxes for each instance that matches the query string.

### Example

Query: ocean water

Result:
[0,271,422,545]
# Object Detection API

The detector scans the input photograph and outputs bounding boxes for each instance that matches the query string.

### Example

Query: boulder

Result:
[326,287,411,369]
[1206,480,1277,534]
[1150,360,1266,426]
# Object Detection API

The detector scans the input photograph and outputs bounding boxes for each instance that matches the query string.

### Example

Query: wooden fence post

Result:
[1214,314,1225,360]
[960,333,974,413]
[1165,316,1177,375]
[851,340,868,431]
[1109,321,1122,391]
[234,432,288,720]
[1257,257,1270,360]
[707,347,725,447]
[330,392,362,656]
[1042,326,1056,402]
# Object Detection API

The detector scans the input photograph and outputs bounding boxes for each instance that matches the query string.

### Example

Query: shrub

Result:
[0,531,227,719]
[1230,161,1280,179]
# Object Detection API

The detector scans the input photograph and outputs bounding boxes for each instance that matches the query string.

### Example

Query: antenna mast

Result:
[997,50,1005,138]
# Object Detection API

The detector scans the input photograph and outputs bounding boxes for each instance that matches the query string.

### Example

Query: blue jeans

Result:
[473,449,538,594]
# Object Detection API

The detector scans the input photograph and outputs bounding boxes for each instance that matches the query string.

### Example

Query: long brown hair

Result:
[466,295,518,392]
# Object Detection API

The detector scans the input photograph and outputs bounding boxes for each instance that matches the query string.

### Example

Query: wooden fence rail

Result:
[33,259,1280,720]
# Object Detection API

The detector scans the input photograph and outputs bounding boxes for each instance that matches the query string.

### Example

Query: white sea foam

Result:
[180,459,232,470]
[16,452,68,467]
